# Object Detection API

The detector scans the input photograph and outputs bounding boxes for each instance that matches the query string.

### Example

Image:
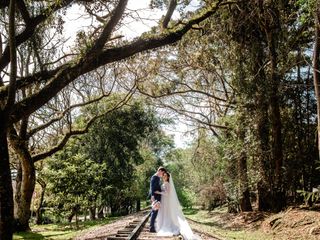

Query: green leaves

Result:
[297,189,320,206]
[296,0,317,24]
[42,101,164,218]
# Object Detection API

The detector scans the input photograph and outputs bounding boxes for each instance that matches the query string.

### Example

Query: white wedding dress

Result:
[155,176,200,240]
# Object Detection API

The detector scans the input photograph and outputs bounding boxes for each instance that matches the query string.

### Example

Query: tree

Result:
[43,101,163,219]
[0,0,16,237]
[0,0,224,237]
[313,0,320,159]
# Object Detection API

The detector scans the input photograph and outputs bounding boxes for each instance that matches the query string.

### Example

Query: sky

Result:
[64,0,165,42]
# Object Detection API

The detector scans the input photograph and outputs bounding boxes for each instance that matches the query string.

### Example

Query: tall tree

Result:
[313,0,320,159]
[0,0,16,238]
[0,0,224,237]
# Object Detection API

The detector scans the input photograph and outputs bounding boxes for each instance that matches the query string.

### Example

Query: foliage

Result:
[132,0,320,212]
[199,179,227,210]
[42,101,165,219]
[297,189,320,206]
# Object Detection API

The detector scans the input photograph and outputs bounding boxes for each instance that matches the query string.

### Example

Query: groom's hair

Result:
[157,166,166,172]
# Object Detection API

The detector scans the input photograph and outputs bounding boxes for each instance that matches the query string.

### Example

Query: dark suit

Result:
[149,174,161,231]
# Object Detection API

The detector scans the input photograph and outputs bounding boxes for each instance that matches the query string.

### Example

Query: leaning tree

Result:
[0,0,225,238]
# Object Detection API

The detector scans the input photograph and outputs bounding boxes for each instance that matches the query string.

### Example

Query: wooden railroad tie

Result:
[107,212,150,240]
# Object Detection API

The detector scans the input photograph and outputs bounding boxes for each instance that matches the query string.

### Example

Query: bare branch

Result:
[0,0,74,72]
[86,0,128,56]
[28,79,117,137]
[162,0,177,30]
[32,87,135,162]
[159,101,229,130]
[16,0,31,23]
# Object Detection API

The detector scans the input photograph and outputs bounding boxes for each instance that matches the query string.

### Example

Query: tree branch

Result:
[27,80,116,137]
[10,0,224,123]
[162,0,177,30]
[0,0,74,72]
[86,0,128,56]
[159,101,229,130]
[0,69,61,99]
[16,0,31,23]
[32,88,135,162]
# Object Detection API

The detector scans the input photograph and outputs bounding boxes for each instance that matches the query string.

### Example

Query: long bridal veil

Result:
[167,176,200,240]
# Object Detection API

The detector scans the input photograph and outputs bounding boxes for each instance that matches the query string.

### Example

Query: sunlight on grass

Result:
[185,208,273,240]
[13,217,118,240]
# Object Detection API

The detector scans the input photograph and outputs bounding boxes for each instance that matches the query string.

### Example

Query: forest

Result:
[1,0,320,239]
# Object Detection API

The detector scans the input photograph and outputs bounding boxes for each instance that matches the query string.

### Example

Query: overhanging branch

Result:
[10,0,224,123]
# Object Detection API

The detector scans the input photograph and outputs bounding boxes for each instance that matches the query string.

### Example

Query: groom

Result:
[149,166,166,232]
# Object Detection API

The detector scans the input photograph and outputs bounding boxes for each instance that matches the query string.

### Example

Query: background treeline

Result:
[126,0,320,213]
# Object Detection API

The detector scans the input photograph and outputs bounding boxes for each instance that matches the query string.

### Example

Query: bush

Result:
[199,179,227,210]
[177,187,195,208]
[297,189,320,207]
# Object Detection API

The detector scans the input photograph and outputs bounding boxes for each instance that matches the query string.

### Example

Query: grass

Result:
[184,207,273,240]
[13,217,118,240]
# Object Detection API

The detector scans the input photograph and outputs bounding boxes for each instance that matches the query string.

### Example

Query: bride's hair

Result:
[164,172,170,182]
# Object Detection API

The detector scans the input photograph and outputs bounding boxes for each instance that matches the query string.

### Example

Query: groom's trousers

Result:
[150,208,158,231]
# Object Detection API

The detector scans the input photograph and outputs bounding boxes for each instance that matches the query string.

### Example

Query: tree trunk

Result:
[256,90,273,212]
[111,204,120,216]
[267,31,285,212]
[0,0,16,238]
[238,152,253,212]
[89,207,96,220]
[313,2,320,161]
[13,160,35,231]
[136,199,141,212]
[237,113,252,212]
[9,128,35,231]
[252,42,272,211]
[68,210,75,223]
[257,180,272,211]
[0,123,14,240]
[97,206,104,219]
[35,179,46,225]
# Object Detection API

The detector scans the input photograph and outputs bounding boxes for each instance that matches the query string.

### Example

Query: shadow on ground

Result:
[184,208,200,215]
[15,231,46,240]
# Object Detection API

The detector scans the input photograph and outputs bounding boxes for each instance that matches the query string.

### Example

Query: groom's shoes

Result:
[149,228,156,233]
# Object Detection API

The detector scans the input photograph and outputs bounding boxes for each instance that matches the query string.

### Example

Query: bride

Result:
[154,172,200,240]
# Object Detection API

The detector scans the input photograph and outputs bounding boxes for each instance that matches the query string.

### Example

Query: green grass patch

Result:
[183,208,199,215]
[14,217,118,240]
[184,208,273,240]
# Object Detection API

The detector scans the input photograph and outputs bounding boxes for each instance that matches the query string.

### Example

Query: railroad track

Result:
[137,218,182,240]
[106,212,150,240]
[78,210,221,240]
[106,212,180,240]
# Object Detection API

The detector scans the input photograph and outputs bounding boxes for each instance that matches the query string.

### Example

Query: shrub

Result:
[199,179,227,210]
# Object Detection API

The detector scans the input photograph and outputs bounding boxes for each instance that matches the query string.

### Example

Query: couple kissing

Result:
[149,166,200,240]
